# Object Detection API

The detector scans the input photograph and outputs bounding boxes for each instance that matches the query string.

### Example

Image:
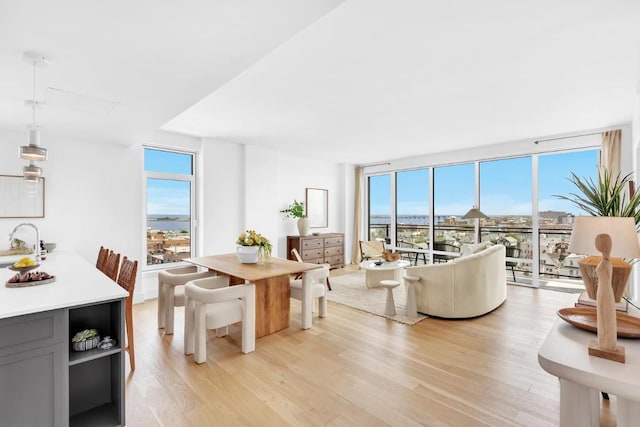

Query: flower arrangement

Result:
[280,200,306,219]
[237,229,272,261]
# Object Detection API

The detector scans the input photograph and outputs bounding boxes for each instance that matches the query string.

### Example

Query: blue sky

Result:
[144,149,192,215]
[370,149,598,216]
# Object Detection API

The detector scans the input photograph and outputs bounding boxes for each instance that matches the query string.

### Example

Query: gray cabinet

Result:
[0,299,124,427]
[0,310,66,427]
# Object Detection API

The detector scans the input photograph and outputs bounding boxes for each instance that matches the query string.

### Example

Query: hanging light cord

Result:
[32,59,36,129]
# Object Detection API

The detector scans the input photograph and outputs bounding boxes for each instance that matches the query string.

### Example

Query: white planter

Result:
[297,218,310,236]
[236,245,259,263]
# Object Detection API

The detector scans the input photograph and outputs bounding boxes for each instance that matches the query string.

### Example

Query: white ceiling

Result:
[2,1,640,165]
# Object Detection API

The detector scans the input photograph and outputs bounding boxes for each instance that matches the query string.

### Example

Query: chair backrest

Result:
[96,246,109,271]
[302,265,330,288]
[291,248,303,263]
[359,240,384,259]
[433,242,459,263]
[504,246,520,267]
[103,250,121,281]
[117,256,138,295]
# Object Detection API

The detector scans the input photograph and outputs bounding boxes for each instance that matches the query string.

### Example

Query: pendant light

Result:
[20,52,48,162]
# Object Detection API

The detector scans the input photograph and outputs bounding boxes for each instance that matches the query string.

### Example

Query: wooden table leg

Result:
[252,274,291,338]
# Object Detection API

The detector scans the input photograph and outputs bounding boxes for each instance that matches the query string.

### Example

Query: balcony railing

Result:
[368,222,581,282]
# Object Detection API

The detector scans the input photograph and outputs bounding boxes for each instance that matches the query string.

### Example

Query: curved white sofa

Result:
[404,244,507,318]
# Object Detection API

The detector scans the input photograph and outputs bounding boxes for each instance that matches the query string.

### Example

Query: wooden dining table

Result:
[185,254,320,338]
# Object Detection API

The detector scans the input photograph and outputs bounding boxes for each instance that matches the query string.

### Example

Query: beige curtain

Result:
[351,166,363,264]
[600,129,621,180]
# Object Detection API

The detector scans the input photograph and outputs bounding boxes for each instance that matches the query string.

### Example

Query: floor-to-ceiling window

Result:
[396,168,430,264]
[364,144,600,285]
[368,174,391,243]
[538,149,599,280]
[433,163,474,261]
[144,147,195,266]
[480,156,532,282]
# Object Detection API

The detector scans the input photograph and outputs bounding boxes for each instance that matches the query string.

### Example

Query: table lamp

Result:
[463,206,488,243]
[568,216,640,363]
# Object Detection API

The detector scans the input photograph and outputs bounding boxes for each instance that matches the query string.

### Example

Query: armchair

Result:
[184,276,255,364]
[359,240,385,261]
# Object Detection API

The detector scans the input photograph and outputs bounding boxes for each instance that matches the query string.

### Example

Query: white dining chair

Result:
[290,265,329,329]
[157,266,217,335]
[184,276,256,364]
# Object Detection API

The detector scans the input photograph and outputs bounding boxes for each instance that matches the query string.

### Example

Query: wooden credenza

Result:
[287,233,344,268]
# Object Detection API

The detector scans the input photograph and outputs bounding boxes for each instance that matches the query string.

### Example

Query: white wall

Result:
[0,130,141,263]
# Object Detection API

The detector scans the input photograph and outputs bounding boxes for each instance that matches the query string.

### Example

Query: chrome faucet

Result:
[9,223,41,262]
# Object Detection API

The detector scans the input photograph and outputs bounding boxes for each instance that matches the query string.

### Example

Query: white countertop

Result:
[0,250,128,319]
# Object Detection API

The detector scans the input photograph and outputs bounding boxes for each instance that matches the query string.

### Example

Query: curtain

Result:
[351,166,363,264]
[600,129,621,180]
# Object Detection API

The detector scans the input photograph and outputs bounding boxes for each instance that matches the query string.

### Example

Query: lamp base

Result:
[588,339,625,363]
[578,256,632,302]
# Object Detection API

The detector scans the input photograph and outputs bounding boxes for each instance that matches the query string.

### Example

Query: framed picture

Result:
[306,187,328,228]
[0,175,45,218]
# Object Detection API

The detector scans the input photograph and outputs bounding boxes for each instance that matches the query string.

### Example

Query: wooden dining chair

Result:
[117,256,138,370]
[96,246,109,271]
[103,250,120,281]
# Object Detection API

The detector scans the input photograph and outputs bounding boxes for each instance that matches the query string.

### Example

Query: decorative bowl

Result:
[374,260,384,266]
[72,336,100,352]
[43,243,56,252]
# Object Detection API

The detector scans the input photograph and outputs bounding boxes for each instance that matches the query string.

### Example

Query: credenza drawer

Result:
[324,236,343,247]
[324,246,343,256]
[302,249,323,260]
[325,255,343,266]
[302,238,323,250]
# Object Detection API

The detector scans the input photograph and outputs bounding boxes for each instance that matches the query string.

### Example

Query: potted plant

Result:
[236,230,272,263]
[556,171,640,225]
[281,199,310,236]
[555,170,640,299]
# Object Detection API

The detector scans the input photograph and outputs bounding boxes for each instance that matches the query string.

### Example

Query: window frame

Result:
[143,146,197,271]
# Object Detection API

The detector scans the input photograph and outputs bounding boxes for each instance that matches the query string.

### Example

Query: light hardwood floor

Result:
[126,269,616,426]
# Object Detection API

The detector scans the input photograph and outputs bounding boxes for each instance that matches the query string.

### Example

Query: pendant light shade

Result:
[20,128,48,161]
[23,161,43,177]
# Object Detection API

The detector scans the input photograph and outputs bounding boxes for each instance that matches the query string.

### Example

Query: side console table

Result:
[538,319,640,427]
[287,233,344,269]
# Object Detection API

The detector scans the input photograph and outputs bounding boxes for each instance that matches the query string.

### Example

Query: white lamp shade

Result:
[568,216,640,258]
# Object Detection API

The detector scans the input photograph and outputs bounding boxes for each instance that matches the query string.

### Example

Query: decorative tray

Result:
[557,307,640,338]
[5,271,55,288]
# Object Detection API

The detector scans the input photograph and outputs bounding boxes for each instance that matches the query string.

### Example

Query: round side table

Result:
[380,279,400,316]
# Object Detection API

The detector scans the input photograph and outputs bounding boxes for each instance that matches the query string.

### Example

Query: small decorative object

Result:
[97,336,116,350]
[374,260,384,266]
[568,216,640,363]
[236,230,272,264]
[280,199,310,236]
[382,250,400,262]
[72,329,100,352]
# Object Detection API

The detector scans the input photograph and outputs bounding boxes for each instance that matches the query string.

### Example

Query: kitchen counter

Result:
[0,250,128,426]
[0,250,127,319]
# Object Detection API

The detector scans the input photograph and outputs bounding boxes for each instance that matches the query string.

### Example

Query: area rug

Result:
[327,271,427,325]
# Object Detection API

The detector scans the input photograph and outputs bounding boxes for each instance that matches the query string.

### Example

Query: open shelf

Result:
[69,345,121,366]
[70,402,121,427]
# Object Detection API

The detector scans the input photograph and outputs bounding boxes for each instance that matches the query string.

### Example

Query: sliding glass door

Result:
[480,157,532,282]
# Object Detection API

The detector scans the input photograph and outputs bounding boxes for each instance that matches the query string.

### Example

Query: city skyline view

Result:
[370,149,599,217]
